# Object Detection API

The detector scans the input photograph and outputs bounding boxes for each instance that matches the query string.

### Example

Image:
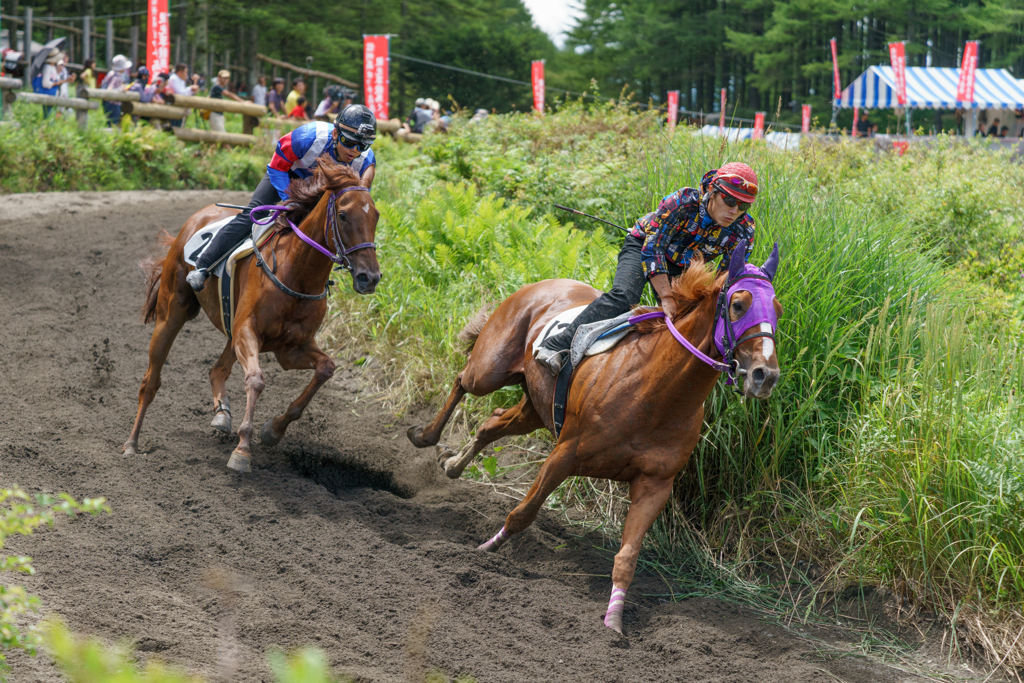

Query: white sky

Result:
[522,0,581,48]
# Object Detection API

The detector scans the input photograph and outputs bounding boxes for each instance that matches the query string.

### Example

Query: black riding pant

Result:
[195,173,281,271]
[542,234,683,352]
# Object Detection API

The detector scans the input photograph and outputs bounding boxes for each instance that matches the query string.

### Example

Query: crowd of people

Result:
[22,50,491,137]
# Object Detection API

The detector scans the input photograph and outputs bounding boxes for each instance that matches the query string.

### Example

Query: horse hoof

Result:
[260,420,282,447]
[211,412,232,434]
[603,614,623,634]
[407,425,432,448]
[123,441,138,457]
[442,455,465,480]
[226,451,251,473]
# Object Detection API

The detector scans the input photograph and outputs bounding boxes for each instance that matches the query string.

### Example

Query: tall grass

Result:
[339,107,1024,670]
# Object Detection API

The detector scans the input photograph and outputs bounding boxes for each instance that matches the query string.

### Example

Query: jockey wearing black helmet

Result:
[187,104,378,292]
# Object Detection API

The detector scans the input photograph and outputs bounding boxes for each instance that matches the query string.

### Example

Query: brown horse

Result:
[124,161,380,472]
[407,245,782,632]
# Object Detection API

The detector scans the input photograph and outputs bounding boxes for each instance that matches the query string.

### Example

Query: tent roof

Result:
[837,66,1024,109]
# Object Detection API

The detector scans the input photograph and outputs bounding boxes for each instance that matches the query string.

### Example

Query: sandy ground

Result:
[0,190,950,682]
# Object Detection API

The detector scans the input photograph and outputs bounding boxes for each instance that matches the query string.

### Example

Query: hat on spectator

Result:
[111,54,132,71]
[157,72,170,80]
[218,69,231,79]
[415,97,426,106]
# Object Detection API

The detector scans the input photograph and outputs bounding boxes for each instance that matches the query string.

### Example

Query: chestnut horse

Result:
[407,243,782,632]
[124,161,380,472]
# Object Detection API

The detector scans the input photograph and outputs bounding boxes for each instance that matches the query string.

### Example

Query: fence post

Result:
[82,16,91,61]
[250,26,259,86]
[106,19,114,67]
[23,8,33,88]
[130,25,139,69]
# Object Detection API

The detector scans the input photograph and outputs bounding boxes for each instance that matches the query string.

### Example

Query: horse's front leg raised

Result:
[227,325,264,472]
[260,341,335,448]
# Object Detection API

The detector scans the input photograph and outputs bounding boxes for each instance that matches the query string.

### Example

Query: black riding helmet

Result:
[335,104,377,151]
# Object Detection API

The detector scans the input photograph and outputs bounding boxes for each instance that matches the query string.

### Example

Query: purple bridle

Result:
[627,240,779,385]
[251,185,376,273]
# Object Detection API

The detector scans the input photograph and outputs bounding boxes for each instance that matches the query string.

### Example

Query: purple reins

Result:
[251,185,376,272]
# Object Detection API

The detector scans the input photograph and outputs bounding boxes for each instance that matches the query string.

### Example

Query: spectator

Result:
[56,55,76,115]
[80,58,97,89]
[127,66,149,95]
[314,85,342,119]
[470,108,489,123]
[209,69,245,132]
[855,113,873,137]
[1000,126,1010,138]
[267,77,286,116]
[285,78,306,114]
[37,49,63,118]
[288,96,309,120]
[166,63,199,127]
[251,75,267,106]
[987,118,1001,137]
[100,54,132,127]
[142,72,167,103]
[404,98,433,134]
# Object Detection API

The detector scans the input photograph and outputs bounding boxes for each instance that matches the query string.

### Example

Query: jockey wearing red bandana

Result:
[535,162,759,376]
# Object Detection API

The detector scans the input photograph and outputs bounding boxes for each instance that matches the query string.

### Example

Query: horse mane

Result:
[276,159,362,231]
[632,254,724,335]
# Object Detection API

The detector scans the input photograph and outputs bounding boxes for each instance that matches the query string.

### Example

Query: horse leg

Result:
[438,392,544,479]
[260,341,335,447]
[407,373,467,448]
[479,443,576,551]
[123,296,191,457]
[602,475,674,634]
[226,324,264,473]
[209,341,236,434]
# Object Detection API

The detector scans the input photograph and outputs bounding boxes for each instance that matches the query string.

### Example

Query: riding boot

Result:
[535,235,647,375]
[190,174,282,292]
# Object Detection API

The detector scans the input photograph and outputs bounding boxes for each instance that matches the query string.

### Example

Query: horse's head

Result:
[330,181,381,294]
[715,241,782,399]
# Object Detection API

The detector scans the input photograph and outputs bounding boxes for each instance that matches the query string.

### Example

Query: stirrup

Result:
[186,268,209,292]
[534,346,567,377]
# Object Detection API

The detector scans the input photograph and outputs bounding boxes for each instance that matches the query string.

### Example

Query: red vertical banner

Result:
[852,107,859,137]
[830,38,841,102]
[956,41,978,104]
[667,90,679,131]
[146,0,169,83]
[719,88,726,134]
[801,104,811,132]
[363,35,390,121]
[888,41,907,106]
[752,112,765,139]
[531,60,545,115]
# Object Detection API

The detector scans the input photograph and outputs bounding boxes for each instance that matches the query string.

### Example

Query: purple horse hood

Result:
[716,258,778,358]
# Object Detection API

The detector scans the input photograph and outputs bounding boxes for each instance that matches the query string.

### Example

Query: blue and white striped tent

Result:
[837,66,1024,109]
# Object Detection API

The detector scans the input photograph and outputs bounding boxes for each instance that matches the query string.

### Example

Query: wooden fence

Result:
[0,76,410,147]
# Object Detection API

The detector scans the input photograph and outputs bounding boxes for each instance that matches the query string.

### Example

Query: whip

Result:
[552,204,627,233]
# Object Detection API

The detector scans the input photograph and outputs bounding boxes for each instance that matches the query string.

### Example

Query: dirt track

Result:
[0,191,929,682]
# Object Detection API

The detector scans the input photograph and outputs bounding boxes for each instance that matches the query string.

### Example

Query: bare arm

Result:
[649,274,677,319]
[224,91,245,103]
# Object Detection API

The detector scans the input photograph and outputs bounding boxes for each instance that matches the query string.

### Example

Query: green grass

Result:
[0,102,268,193]
[332,104,1024,672]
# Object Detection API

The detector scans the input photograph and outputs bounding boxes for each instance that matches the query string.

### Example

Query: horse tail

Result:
[140,230,175,324]
[457,303,492,355]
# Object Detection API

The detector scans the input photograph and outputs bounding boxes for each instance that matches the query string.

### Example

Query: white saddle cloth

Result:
[183,215,275,277]
[531,305,634,363]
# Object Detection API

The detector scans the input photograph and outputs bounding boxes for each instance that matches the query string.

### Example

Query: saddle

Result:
[183,216,277,338]
[533,307,640,438]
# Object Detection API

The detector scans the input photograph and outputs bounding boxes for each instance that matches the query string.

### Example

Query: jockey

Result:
[186,104,378,291]
[534,162,758,375]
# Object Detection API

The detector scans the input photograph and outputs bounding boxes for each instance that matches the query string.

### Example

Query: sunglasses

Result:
[716,189,751,212]
[338,136,370,153]
[716,172,758,193]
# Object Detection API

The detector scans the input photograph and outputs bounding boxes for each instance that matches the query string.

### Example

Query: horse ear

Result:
[762,242,780,281]
[728,239,747,282]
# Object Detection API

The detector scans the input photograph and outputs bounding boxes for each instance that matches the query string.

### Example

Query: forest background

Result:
[5,0,1024,130]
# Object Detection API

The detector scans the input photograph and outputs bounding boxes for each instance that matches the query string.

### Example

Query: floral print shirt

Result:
[628,170,756,277]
